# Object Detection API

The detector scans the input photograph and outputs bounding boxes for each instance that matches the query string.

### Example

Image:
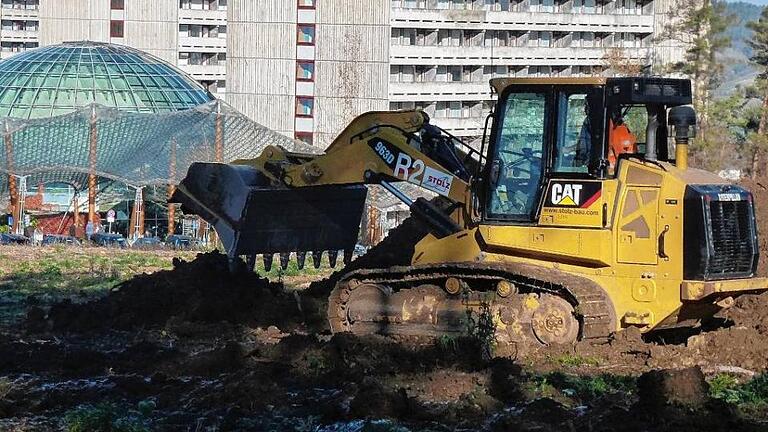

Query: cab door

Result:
[484,88,551,222]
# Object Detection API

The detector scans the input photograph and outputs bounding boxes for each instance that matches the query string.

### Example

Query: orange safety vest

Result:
[608,120,637,170]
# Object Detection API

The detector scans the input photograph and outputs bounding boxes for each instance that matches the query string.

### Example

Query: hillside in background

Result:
[719,1,762,94]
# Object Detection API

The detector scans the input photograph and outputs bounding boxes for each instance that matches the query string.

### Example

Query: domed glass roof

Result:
[0,41,213,119]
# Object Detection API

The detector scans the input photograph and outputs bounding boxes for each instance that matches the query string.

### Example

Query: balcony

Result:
[431,116,486,137]
[0,8,39,20]
[178,8,227,24]
[178,64,226,80]
[390,45,651,66]
[391,8,654,33]
[389,82,493,102]
[178,36,227,51]
[0,29,37,41]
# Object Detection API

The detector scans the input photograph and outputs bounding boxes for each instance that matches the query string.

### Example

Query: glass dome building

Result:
[0,41,213,119]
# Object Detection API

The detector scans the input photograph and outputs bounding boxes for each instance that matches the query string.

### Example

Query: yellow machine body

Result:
[412,157,768,333]
[174,75,768,344]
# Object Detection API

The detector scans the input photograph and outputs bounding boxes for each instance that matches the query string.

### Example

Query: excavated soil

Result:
[1,251,768,431]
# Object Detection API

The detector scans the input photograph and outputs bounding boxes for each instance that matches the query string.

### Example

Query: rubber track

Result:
[331,261,615,341]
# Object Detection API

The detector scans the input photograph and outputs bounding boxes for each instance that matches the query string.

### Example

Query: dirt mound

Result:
[637,367,709,409]
[33,251,305,332]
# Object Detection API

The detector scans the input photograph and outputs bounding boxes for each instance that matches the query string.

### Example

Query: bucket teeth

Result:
[263,254,274,272]
[312,251,323,269]
[328,250,339,268]
[297,251,307,270]
[343,249,353,265]
[279,253,290,270]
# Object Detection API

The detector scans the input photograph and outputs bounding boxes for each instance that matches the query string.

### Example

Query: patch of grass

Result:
[710,373,768,409]
[64,403,150,432]
[527,372,636,405]
[255,257,333,279]
[0,246,194,327]
[303,350,330,373]
[464,294,497,361]
[435,335,460,353]
[0,377,12,400]
[549,353,601,368]
[709,373,743,404]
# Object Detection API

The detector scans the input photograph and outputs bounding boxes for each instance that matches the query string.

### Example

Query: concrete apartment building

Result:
[0,0,681,146]
[389,0,658,142]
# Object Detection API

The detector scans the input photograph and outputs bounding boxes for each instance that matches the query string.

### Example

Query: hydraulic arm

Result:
[172,110,480,270]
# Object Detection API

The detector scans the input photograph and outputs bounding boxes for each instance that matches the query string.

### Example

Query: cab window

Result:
[487,92,546,220]
[553,92,590,174]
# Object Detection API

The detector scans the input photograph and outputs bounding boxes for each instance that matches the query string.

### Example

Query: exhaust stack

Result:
[668,106,697,170]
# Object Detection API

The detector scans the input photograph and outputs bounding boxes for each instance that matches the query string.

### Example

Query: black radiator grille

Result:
[708,200,755,276]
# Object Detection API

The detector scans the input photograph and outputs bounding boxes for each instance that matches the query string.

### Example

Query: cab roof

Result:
[490,77,607,94]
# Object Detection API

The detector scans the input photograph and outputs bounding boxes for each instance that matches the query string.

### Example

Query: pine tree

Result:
[657,0,734,133]
[747,6,768,177]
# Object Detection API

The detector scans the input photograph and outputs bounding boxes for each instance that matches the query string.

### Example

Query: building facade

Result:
[0,0,39,60]
[0,0,677,146]
[389,0,656,142]
[226,0,390,147]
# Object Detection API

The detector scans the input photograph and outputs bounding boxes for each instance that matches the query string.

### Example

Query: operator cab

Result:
[483,77,693,223]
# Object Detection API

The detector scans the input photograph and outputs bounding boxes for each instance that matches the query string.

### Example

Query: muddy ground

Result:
[2,178,768,431]
[0,248,767,432]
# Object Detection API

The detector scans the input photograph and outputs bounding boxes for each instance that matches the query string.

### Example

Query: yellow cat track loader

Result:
[173,77,768,353]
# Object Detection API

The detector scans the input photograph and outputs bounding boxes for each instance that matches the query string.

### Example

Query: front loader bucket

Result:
[171,162,367,263]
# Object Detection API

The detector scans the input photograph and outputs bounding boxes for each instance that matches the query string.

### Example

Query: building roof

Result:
[0,41,213,119]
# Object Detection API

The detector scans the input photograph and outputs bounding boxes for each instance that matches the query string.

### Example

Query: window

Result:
[297,61,314,81]
[401,65,414,82]
[391,28,401,45]
[297,24,315,45]
[449,101,461,117]
[295,132,313,145]
[111,0,124,10]
[540,31,552,47]
[487,92,546,220]
[296,97,314,117]
[553,93,590,173]
[110,20,124,38]
[449,65,461,82]
[529,31,538,47]
[298,0,315,8]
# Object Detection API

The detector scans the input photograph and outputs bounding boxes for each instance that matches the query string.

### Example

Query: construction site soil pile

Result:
[35,251,307,333]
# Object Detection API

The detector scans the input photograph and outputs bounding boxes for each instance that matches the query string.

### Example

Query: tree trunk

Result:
[753,89,768,178]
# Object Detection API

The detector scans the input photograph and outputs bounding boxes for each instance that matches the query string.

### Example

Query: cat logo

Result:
[545,181,602,209]
[551,183,583,206]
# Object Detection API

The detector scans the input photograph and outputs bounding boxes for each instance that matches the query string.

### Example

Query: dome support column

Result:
[214,100,223,162]
[167,138,177,237]
[128,185,144,241]
[206,101,224,246]
[3,121,18,234]
[87,106,98,224]
[71,191,79,236]
[13,175,26,236]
